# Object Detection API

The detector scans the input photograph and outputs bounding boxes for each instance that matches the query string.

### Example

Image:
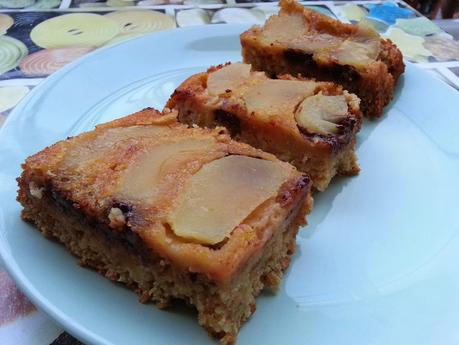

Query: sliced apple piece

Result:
[289,33,342,53]
[118,138,214,200]
[207,63,251,96]
[63,125,171,168]
[169,155,291,245]
[332,39,380,69]
[243,79,316,118]
[356,21,380,40]
[295,92,348,135]
[261,13,308,44]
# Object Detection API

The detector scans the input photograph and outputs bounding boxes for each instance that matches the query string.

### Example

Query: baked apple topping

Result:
[259,11,381,69]
[331,39,380,69]
[207,63,252,95]
[288,33,342,53]
[261,13,308,45]
[118,138,213,200]
[294,93,349,135]
[168,155,290,245]
[242,79,316,117]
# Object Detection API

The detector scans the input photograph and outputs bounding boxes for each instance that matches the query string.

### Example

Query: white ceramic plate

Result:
[1,24,459,345]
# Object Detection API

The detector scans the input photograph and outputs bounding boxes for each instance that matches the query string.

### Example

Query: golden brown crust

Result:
[240,0,405,118]
[378,38,405,82]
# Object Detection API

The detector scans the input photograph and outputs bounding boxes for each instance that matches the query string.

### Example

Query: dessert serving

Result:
[14,3,409,342]
[167,62,362,191]
[17,108,313,344]
[240,0,405,118]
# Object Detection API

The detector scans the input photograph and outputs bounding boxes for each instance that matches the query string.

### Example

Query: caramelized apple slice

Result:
[243,79,316,117]
[332,39,380,69]
[295,92,348,135]
[261,13,308,44]
[356,21,380,40]
[118,138,214,200]
[63,125,171,168]
[289,33,342,53]
[207,63,251,96]
[169,155,291,245]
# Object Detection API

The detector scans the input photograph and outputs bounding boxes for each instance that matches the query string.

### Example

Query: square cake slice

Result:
[17,108,312,345]
[166,63,362,191]
[240,0,405,118]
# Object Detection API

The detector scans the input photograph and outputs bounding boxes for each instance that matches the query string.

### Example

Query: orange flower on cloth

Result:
[20,47,93,77]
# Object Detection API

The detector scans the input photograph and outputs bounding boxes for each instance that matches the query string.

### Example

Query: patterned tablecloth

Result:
[0,1,458,344]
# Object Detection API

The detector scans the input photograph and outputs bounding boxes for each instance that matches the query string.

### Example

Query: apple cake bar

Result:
[17,108,313,345]
[166,63,362,191]
[240,0,405,118]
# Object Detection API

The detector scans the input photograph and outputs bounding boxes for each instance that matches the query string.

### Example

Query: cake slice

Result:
[166,63,362,191]
[17,108,312,345]
[240,0,405,118]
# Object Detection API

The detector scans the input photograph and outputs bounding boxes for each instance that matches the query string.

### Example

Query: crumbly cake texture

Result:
[240,0,405,118]
[17,108,313,345]
[166,63,362,191]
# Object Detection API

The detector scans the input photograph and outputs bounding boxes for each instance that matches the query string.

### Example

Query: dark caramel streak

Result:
[283,49,361,85]
[49,190,155,267]
[213,110,241,137]
[298,115,358,155]
[277,175,311,207]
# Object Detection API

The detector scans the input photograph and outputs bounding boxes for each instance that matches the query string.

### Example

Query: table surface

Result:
[0,1,458,344]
